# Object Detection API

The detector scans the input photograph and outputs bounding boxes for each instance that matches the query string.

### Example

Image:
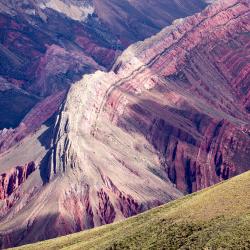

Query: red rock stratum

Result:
[0,0,249,248]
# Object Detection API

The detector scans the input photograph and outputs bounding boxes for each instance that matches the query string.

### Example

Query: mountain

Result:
[0,0,249,248]
[92,0,208,45]
[13,170,250,249]
[0,0,208,154]
[0,0,118,154]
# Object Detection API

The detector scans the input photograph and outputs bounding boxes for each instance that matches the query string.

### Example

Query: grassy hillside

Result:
[13,171,250,250]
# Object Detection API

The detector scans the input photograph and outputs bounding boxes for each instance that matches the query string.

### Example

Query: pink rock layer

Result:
[110,0,250,193]
[0,0,209,154]
[0,0,249,248]
[0,162,35,200]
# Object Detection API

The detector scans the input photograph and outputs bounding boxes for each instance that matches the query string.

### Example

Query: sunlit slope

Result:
[13,171,250,250]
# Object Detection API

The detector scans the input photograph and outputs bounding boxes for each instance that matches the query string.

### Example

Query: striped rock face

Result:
[0,0,208,152]
[1,0,249,248]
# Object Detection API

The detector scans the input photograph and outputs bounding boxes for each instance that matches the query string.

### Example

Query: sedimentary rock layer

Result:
[101,0,250,193]
[0,0,208,153]
[50,0,250,194]
[0,0,249,248]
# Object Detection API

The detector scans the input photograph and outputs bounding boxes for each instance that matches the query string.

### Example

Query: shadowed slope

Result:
[13,171,250,250]
[93,0,208,45]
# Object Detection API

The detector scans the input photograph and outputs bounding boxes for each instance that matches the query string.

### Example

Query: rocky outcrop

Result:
[0,162,35,200]
[32,0,250,242]
[1,0,249,248]
[0,0,121,153]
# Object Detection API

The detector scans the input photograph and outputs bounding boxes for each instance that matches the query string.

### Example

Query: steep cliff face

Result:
[0,2,116,152]
[0,0,249,248]
[48,0,250,228]
[0,161,37,223]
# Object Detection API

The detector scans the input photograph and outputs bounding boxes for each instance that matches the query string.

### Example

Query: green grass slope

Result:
[13,171,250,250]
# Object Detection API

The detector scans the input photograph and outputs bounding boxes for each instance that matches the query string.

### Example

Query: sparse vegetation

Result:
[13,171,250,250]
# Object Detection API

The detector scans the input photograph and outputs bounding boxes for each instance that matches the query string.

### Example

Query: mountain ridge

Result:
[0,0,209,152]
[0,0,249,248]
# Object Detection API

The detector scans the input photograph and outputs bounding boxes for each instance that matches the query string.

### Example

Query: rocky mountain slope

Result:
[13,170,250,250]
[92,0,208,45]
[0,0,249,248]
[49,0,250,195]
[0,0,208,153]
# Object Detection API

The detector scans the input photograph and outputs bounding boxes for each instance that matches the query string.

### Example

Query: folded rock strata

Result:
[0,0,249,248]
[50,0,250,194]
[0,0,208,153]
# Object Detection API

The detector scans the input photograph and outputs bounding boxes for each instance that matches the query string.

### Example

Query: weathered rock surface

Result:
[48,0,250,194]
[92,0,208,45]
[0,0,208,153]
[47,0,249,234]
[0,162,35,200]
[1,0,249,248]
[0,3,115,151]
[106,0,250,193]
